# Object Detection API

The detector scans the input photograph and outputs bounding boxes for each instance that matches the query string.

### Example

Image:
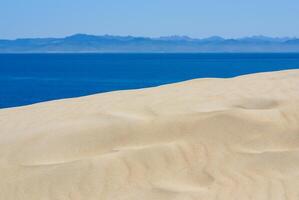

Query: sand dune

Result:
[1,70,299,200]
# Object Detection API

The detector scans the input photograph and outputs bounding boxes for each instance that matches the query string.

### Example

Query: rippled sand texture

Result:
[1,70,299,200]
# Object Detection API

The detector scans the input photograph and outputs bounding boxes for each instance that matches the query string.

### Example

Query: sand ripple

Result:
[0,70,299,200]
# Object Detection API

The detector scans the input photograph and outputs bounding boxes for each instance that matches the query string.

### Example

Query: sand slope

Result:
[1,70,299,200]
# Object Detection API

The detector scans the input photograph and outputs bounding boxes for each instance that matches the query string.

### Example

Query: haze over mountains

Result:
[1,34,299,53]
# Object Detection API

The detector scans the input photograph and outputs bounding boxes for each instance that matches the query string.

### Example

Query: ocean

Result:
[1,53,299,109]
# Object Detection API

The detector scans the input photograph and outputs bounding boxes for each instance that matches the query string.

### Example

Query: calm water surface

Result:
[1,53,299,108]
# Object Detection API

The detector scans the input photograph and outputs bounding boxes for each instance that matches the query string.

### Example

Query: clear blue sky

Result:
[1,0,299,39]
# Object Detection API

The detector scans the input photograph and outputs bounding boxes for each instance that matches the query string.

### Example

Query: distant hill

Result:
[285,39,299,44]
[0,34,299,53]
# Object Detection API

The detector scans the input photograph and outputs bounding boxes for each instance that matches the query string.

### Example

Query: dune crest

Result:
[1,70,299,200]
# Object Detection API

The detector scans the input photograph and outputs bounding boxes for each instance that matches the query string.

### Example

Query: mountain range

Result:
[0,34,299,53]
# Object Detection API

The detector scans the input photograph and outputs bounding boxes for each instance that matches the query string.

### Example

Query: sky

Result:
[1,0,299,39]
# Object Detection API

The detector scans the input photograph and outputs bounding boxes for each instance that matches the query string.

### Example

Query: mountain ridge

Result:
[0,34,299,53]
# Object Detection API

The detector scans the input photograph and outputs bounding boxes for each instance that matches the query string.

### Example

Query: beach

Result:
[0,69,299,200]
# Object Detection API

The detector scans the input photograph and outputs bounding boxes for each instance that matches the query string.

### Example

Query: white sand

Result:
[0,70,299,200]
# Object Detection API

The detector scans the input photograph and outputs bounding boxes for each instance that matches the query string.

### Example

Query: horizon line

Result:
[1,33,298,41]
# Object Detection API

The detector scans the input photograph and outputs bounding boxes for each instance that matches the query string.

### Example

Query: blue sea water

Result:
[1,53,299,109]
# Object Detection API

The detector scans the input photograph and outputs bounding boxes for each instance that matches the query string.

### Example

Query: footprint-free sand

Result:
[1,70,299,200]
